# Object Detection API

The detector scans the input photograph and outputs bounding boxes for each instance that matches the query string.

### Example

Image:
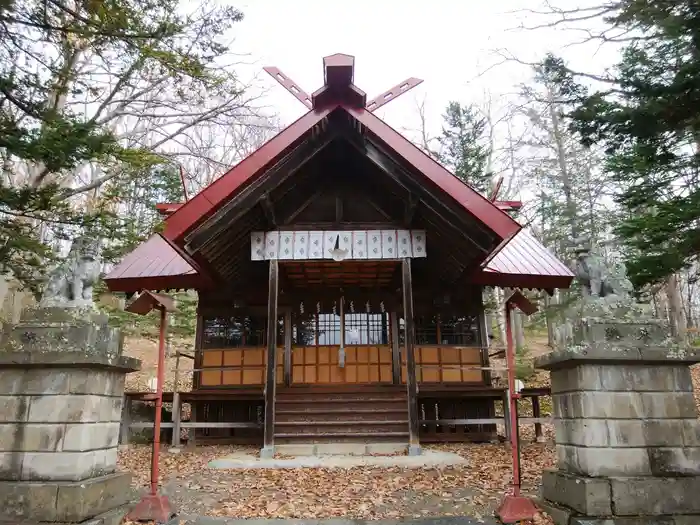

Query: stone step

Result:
[274,442,409,456]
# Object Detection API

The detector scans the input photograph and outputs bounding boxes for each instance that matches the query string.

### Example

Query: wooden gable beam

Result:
[185,130,338,254]
[342,134,492,255]
[362,140,495,251]
[260,193,277,228]
[404,193,418,227]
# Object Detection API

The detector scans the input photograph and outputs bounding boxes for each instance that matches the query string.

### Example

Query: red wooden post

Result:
[496,293,538,524]
[125,292,176,523]
[505,302,522,496]
[150,306,167,496]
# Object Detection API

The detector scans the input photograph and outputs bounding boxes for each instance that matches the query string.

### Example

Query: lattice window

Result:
[201,315,283,349]
[398,315,481,347]
[440,315,479,345]
[344,313,389,345]
[414,315,438,344]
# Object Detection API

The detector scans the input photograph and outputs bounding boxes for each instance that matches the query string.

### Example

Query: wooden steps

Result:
[274,386,409,443]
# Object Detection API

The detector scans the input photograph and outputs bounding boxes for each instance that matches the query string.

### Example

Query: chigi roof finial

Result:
[263,54,423,112]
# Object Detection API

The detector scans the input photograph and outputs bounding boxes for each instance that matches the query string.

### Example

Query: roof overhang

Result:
[471,229,574,292]
[104,234,210,293]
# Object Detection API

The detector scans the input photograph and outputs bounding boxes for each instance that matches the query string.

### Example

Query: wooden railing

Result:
[199,347,283,386]
[403,345,484,383]
[291,345,393,384]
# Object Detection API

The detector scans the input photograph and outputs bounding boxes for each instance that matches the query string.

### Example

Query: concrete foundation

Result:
[535,321,700,525]
[0,307,140,523]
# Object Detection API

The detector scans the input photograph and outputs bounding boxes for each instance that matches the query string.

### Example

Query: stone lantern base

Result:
[536,323,700,525]
[0,307,140,524]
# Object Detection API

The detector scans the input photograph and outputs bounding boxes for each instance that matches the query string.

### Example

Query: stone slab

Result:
[275,444,316,456]
[550,364,694,394]
[535,499,573,525]
[166,517,500,525]
[275,443,409,457]
[56,472,132,521]
[536,346,700,370]
[570,518,676,525]
[556,444,652,477]
[209,449,466,469]
[19,448,117,481]
[610,476,700,515]
[541,470,612,516]
[366,442,408,455]
[0,472,131,522]
[315,443,367,456]
[0,351,140,372]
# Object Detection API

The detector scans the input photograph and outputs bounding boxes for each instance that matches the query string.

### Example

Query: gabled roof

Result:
[163,104,520,245]
[105,54,572,294]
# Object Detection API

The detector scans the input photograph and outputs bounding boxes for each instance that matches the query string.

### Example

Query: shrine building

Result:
[106,54,573,455]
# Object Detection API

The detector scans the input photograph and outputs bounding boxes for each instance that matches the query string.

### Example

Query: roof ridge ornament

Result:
[264,54,423,112]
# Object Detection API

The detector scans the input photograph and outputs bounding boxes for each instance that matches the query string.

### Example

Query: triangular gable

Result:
[164,107,334,241]
[162,104,520,246]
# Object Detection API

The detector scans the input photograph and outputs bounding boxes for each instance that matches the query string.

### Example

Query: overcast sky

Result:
[231,0,619,140]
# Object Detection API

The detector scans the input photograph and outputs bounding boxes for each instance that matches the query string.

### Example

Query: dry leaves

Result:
[117,441,555,523]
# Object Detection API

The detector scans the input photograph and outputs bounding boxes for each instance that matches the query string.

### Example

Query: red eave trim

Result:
[470,272,573,290]
[105,275,209,293]
[346,106,521,242]
[156,203,184,216]
[494,200,523,211]
[163,106,336,242]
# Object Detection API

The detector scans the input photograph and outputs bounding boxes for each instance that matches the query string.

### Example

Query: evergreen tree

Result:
[0,0,247,292]
[435,102,492,194]
[541,2,700,288]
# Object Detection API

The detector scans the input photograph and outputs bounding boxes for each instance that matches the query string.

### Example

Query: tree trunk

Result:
[494,287,507,345]
[513,310,526,353]
[544,294,555,348]
[547,87,578,242]
[666,274,687,343]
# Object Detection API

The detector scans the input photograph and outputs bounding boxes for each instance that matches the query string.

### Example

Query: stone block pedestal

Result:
[0,307,140,524]
[536,325,700,525]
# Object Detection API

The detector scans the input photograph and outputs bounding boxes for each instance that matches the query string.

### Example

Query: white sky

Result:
[232,0,619,140]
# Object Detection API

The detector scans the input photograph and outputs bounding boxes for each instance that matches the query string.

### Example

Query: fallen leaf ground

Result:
[120,335,700,525]
[118,439,555,524]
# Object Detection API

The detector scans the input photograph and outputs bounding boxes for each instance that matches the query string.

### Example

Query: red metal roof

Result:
[347,106,520,241]
[472,229,574,290]
[163,104,520,244]
[163,108,334,241]
[104,234,207,292]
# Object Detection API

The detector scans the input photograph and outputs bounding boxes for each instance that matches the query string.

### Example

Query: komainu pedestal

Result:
[0,307,140,524]
[536,314,700,525]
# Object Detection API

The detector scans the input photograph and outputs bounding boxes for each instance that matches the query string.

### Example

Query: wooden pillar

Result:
[284,310,292,386]
[401,258,421,455]
[171,351,182,447]
[262,260,279,458]
[390,311,401,384]
[477,288,492,385]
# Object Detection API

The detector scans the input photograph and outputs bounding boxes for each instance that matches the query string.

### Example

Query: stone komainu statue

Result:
[573,249,634,300]
[40,236,101,309]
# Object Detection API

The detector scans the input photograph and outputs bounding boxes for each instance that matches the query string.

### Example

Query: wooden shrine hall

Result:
[106,54,573,455]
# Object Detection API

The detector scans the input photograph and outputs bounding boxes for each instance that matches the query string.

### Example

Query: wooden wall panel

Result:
[401,345,484,384]
[200,347,284,386]
[291,345,393,384]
